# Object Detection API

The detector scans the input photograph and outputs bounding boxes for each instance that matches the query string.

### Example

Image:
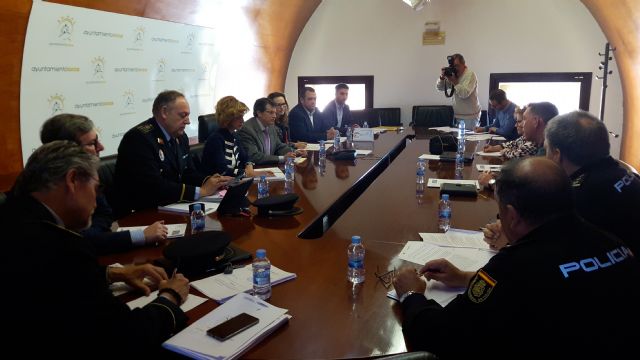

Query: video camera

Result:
[442,55,457,77]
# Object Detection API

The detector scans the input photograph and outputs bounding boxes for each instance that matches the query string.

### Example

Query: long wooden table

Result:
[101,130,501,358]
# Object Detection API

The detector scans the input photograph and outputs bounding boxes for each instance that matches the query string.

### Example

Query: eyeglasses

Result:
[275,103,287,108]
[375,266,397,289]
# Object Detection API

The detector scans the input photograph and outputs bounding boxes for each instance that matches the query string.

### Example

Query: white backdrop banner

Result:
[20,1,220,161]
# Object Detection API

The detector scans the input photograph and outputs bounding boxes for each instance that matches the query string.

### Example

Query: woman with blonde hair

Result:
[201,96,271,177]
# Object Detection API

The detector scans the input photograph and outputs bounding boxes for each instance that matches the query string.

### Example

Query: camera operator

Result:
[436,53,481,129]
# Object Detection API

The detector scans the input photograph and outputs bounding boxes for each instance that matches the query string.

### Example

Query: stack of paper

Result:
[253,167,285,181]
[163,292,291,360]
[117,223,187,238]
[419,154,441,160]
[158,202,219,215]
[476,164,502,172]
[476,151,502,157]
[389,229,496,306]
[191,265,296,303]
[427,178,481,190]
[304,142,336,151]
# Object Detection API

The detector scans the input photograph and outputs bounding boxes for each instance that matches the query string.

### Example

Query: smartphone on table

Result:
[206,312,259,341]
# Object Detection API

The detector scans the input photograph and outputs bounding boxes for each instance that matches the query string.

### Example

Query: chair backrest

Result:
[479,109,488,127]
[97,154,118,213]
[190,142,205,173]
[198,113,218,143]
[411,105,454,127]
[351,107,402,127]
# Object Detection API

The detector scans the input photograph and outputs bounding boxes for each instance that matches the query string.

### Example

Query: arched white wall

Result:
[286,0,623,157]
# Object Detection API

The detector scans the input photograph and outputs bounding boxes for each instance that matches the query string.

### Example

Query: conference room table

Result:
[100,128,502,359]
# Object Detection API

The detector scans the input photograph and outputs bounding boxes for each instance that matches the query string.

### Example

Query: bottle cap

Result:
[441,194,449,200]
[351,235,361,244]
[192,203,201,211]
[256,249,266,258]
[260,175,266,180]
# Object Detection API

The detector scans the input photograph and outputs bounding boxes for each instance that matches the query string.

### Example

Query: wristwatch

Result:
[399,290,419,303]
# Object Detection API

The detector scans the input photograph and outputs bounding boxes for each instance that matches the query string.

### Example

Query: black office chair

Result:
[198,113,218,143]
[411,105,453,127]
[479,109,488,128]
[375,107,402,126]
[351,108,377,127]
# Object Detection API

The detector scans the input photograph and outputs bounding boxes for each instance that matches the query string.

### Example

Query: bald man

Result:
[393,157,640,359]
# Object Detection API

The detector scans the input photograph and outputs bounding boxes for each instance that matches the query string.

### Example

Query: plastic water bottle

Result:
[456,120,466,173]
[257,175,269,199]
[190,203,205,234]
[333,134,341,150]
[252,249,271,300]
[458,119,466,141]
[416,183,425,205]
[363,120,369,128]
[319,140,326,160]
[346,126,353,143]
[347,235,365,284]
[438,194,451,232]
[416,159,426,184]
[284,157,294,182]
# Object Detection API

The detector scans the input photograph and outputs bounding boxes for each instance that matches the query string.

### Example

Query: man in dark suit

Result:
[289,86,338,143]
[114,90,230,214]
[40,113,168,254]
[237,97,305,165]
[3,141,190,357]
[323,83,357,135]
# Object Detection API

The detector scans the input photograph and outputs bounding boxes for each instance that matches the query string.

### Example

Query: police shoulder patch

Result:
[467,269,497,303]
[571,174,585,188]
[137,123,153,134]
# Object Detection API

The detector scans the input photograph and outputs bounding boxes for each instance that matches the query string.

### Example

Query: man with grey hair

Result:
[545,110,640,255]
[2,141,190,357]
[115,90,231,214]
[392,157,640,358]
[40,113,168,254]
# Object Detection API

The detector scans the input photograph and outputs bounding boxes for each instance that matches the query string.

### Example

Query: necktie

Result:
[263,128,271,155]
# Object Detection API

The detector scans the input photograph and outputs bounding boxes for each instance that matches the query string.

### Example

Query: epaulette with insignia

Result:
[467,269,496,303]
[157,137,165,145]
[571,174,585,188]
[136,123,154,134]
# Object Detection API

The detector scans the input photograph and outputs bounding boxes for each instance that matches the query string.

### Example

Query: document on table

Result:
[158,202,219,215]
[429,126,459,132]
[419,154,441,160]
[163,292,291,360]
[476,151,502,157]
[387,282,466,307]
[200,190,227,202]
[127,291,207,312]
[191,265,296,303]
[476,164,502,172]
[419,228,490,250]
[427,178,481,190]
[398,241,494,271]
[293,157,307,164]
[253,167,285,181]
[305,141,339,151]
[117,223,187,238]
[466,134,507,142]
[355,149,373,156]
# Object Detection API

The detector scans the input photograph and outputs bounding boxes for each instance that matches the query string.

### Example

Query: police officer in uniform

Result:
[545,110,640,256]
[114,90,231,214]
[393,157,640,359]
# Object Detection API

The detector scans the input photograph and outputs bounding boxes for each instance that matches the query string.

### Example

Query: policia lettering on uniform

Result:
[559,245,633,278]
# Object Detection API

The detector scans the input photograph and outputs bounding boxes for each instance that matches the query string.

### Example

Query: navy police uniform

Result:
[571,156,640,256]
[401,215,640,359]
[114,118,207,214]
[3,195,187,357]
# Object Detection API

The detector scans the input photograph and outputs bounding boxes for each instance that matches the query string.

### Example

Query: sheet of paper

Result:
[387,280,465,307]
[162,293,290,360]
[398,241,494,272]
[117,223,187,238]
[158,202,219,215]
[127,291,207,312]
[200,190,227,203]
[427,178,481,190]
[419,154,441,160]
[476,164,502,172]
[355,149,373,156]
[253,167,285,182]
[476,151,503,157]
[304,143,333,151]
[429,126,458,132]
[419,228,490,250]
[293,157,307,165]
[191,265,296,303]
